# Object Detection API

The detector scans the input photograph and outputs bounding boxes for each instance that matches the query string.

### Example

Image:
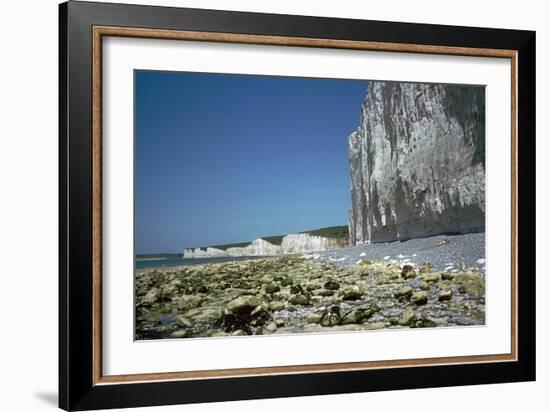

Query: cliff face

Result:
[225,238,281,257]
[183,233,345,258]
[280,233,345,253]
[349,81,485,245]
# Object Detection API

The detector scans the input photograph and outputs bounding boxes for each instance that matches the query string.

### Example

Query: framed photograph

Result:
[59,1,535,410]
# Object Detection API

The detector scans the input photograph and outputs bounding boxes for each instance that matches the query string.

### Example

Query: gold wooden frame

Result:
[92,26,518,386]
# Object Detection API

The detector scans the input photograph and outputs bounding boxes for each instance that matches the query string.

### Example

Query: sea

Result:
[135,255,275,269]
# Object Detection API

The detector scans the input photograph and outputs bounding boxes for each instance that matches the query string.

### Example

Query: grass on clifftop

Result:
[305,225,349,239]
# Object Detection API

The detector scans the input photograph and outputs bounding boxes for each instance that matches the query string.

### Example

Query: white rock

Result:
[205,247,224,257]
[348,81,485,244]
[183,233,345,259]
[280,233,344,253]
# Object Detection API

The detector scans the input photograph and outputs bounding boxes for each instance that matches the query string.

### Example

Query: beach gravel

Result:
[307,233,485,273]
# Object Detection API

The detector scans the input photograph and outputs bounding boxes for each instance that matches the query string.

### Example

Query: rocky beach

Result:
[135,238,485,340]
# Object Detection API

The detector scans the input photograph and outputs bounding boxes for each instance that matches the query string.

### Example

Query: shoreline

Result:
[136,254,485,340]
[136,255,284,272]
[137,232,485,273]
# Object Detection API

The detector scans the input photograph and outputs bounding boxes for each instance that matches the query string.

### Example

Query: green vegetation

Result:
[260,235,284,245]
[207,241,251,251]
[207,236,284,250]
[304,225,349,239]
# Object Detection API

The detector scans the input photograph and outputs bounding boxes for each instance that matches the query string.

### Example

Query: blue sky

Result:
[135,71,368,253]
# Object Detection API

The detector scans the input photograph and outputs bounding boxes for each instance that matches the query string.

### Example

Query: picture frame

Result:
[59,1,536,410]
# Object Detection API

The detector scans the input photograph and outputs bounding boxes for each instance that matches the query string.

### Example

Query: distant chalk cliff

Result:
[183,233,345,258]
[348,81,485,244]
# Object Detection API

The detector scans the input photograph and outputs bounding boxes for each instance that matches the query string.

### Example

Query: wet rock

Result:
[250,306,271,326]
[401,265,416,279]
[264,283,281,294]
[219,281,231,289]
[441,272,455,281]
[458,282,484,296]
[455,273,485,296]
[438,291,452,301]
[315,289,335,297]
[141,288,159,305]
[398,307,416,326]
[280,278,293,287]
[306,283,322,292]
[414,318,439,328]
[419,262,433,273]
[420,273,440,283]
[320,306,342,327]
[324,280,340,290]
[270,301,285,312]
[411,291,429,305]
[418,281,431,291]
[307,314,322,324]
[289,294,311,306]
[227,296,262,314]
[176,295,203,311]
[274,290,291,300]
[394,286,413,299]
[275,319,285,327]
[185,306,223,323]
[341,308,373,325]
[175,315,193,328]
[290,284,304,294]
[159,284,178,300]
[232,281,251,289]
[159,304,172,314]
[454,272,483,282]
[342,291,363,301]
[232,330,249,336]
[265,322,278,332]
[170,329,189,338]
[218,312,252,333]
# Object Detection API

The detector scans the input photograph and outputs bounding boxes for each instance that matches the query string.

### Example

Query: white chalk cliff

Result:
[348,81,485,244]
[183,233,345,258]
[279,233,344,253]
[225,238,282,257]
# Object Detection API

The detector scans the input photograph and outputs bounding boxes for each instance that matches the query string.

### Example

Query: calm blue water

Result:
[135,255,275,269]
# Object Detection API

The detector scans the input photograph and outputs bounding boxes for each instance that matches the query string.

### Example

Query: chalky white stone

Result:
[183,233,344,258]
[348,81,485,244]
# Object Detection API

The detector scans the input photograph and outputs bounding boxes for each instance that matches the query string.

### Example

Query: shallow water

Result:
[135,255,276,269]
